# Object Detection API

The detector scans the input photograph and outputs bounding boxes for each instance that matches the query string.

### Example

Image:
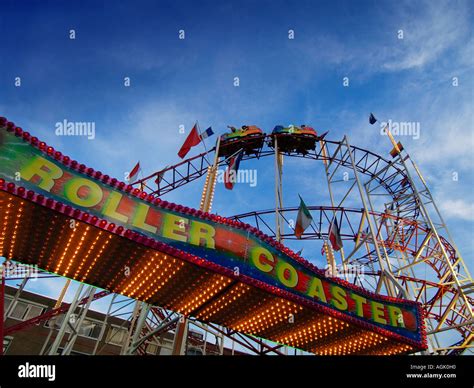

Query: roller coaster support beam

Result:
[200,137,221,212]
[389,127,472,313]
[365,122,473,353]
[320,138,348,278]
[54,279,71,309]
[92,293,117,355]
[171,316,188,355]
[94,297,136,356]
[125,302,151,355]
[344,136,398,297]
[274,137,284,241]
[47,283,86,355]
[60,286,96,355]
[172,137,223,355]
[130,315,181,354]
[199,321,286,355]
[395,131,473,351]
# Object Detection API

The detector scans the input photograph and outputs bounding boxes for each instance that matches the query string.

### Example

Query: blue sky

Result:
[1,0,473,351]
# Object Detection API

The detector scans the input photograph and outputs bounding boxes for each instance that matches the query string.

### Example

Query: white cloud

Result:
[381,1,468,71]
[438,198,474,221]
[292,0,471,78]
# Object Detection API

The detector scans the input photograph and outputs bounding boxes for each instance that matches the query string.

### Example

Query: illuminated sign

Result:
[0,127,425,344]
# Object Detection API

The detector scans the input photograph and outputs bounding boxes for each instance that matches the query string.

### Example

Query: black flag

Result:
[369,113,377,125]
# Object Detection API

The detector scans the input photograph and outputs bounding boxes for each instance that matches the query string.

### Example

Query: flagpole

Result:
[176,130,221,355]
[320,137,348,279]
[384,122,402,154]
[196,121,212,167]
[222,148,242,164]
[197,121,207,152]
[136,161,148,192]
[321,237,334,276]
[200,136,221,212]
[173,121,205,356]
[274,136,284,241]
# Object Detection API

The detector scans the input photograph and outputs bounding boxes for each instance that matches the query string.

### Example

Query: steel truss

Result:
[132,134,472,354]
[2,133,471,355]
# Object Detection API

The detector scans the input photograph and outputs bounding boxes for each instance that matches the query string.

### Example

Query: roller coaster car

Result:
[270,125,318,154]
[218,125,266,157]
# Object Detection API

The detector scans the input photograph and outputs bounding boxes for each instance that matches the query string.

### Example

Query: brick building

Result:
[2,285,244,355]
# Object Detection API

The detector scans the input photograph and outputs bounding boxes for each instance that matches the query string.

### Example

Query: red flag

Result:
[178,125,201,159]
[328,218,343,251]
[128,162,141,183]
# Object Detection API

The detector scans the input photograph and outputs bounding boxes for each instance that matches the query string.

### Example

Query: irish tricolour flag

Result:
[294,195,313,239]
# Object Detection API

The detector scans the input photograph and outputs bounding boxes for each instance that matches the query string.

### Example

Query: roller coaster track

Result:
[134,135,473,353]
[138,137,419,220]
[230,207,473,345]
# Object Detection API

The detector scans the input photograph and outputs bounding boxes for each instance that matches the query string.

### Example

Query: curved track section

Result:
[138,137,419,221]
[230,206,473,345]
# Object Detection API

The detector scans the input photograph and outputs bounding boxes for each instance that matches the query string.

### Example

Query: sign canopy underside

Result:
[0,190,418,355]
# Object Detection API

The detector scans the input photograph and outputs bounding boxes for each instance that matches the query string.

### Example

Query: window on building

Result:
[78,319,102,339]
[9,301,45,321]
[9,301,29,320]
[106,326,127,346]
[4,298,12,313]
[56,347,90,356]
[44,315,72,333]
[23,305,44,321]
[159,340,173,355]
[187,347,203,356]
[3,337,13,354]
[45,316,102,339]
[188,330,204,341]
[90,323,102,339]
[146,342,158,355]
